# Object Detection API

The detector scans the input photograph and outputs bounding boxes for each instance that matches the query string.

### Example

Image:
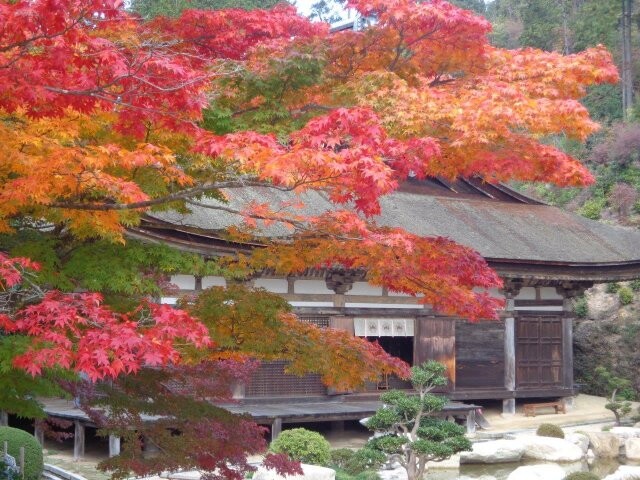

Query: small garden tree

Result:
[595,366,634,425]
[364,361,471,480]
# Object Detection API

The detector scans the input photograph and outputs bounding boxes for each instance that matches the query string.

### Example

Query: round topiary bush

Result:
[536,423,565,439]
[563,472,600,480]
[270,428,331,466]
[0,427,43,480]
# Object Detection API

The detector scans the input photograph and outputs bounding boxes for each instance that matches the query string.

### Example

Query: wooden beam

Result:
[73,421,85,460]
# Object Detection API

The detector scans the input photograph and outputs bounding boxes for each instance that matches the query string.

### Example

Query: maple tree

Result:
[0,0,619,477]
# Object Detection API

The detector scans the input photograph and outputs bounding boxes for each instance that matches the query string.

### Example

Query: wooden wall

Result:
[414,318,456,386]
[455,320,505,389]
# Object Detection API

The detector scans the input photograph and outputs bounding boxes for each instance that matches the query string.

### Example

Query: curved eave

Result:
[127,226,640,283]
[489,257,640,282]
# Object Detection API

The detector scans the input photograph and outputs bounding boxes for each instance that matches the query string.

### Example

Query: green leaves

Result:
[410,361,448,391]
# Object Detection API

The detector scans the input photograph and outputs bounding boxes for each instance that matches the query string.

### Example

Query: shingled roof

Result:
[133,178,640,281]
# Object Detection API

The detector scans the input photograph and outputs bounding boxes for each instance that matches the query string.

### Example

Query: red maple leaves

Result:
[0,253,210,380]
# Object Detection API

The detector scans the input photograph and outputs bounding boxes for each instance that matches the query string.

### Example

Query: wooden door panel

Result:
[516,316,563,389]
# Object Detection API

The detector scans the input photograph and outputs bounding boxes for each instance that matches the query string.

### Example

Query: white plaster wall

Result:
[540,286,563,300]
[515,287,536,300]
[294,279,333,294]
[254,278,289,293]
[346,282,383,296]
[345,302,424,309]
[160,297,178,305]
[202,276,226,288]
[288,301,334,307]
[388,290,411,297]
[170,274,196,290]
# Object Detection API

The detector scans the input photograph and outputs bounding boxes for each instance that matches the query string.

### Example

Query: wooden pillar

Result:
[73,421,85,460]
[562,316,573,390]
[503,316,516,415]
[271,418,282,442]
[109,435,121,458]
[0,411,7,427]
[501,281,521,416]
[34,421,44,446]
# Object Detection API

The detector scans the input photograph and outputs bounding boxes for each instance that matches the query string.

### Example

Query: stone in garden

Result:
[565,433,590,455]
[460,439,525,464]
[585,432,621,458]
[167,472,201,480]
[426,453,460,470]
[519,436,584,462]
[459,476,497,480]
[506,464,567,480]
[377,467,406,480]
[253,464,335,480]
[611,427,640,440]
[625,438,640,460]
[603,465,640,480]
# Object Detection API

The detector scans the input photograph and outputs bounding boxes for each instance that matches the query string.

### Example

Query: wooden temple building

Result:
[126,178,640,428]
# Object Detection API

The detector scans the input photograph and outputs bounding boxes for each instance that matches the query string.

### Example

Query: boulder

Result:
[426,453,460,470]
[603,465,640,480]
[460,439,525,464]
[626,438,640,461]
[168,473,201,480]
[377,467,406,480]
[253,464,335,480]
[585,432,621,458]
[565,433,590,455]
[506,464,567,480]
[519,436,584,462]
[611,427,640,441]
[459,476,497,480]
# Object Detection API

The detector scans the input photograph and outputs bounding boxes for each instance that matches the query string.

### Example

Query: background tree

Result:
[129,0,282,18]
[364,362,472,480]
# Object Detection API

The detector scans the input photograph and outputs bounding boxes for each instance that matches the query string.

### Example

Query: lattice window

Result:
[297,315,330,328]
[245,360,326,397]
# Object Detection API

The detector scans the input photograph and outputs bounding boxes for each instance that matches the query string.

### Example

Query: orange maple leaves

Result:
[0,0,621,324]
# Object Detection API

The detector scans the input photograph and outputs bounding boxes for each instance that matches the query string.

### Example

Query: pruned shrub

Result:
[563,472,600,480]
[0,427,43,480]
[631,279,640,292]
[330,448,385,476]
[618,286,635,305]
[269,428,331,466]
[536,423,565,439]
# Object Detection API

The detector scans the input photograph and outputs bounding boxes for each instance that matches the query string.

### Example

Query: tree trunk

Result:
[622,0,634,118]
